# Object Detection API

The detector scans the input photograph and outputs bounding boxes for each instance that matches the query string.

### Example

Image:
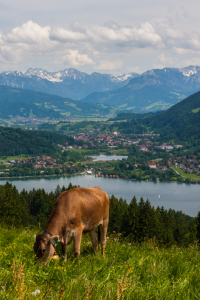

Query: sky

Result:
[0,0,200,75]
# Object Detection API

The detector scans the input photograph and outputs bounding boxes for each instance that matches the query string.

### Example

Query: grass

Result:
[172,167,200,179]
[0,155,31,163]
[1,227,200,299]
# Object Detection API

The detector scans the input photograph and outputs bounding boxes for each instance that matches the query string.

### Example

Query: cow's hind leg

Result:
[73,230,82,258]
[99,218,109,258]
[89,229,98,255]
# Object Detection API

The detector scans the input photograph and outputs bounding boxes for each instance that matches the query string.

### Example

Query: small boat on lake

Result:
[158,195,160,199]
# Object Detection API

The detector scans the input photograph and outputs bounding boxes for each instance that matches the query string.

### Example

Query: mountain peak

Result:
[180,65,200,77]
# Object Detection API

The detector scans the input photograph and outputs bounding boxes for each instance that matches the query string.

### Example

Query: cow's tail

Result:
[98,225,101,251]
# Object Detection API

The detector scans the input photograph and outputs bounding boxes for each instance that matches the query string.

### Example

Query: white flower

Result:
[32,289,40,296]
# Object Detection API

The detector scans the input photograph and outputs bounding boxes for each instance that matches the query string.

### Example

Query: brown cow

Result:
[34,187,109,264]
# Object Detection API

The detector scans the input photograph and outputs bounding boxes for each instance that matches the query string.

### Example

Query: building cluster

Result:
[62,132,168,150]
[6,156,75,171]
[173,155,200,174]
[147,155,200,175]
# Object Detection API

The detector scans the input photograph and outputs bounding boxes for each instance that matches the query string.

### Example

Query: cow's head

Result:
[33,234,59,264]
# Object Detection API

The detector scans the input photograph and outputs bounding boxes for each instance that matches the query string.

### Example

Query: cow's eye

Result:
[42,249,46,254]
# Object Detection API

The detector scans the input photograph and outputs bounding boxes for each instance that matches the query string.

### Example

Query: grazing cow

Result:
[34,187,109,264]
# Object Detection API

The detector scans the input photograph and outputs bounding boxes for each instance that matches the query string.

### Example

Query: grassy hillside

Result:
[0,86,118,119]
[114,91,200,142]
[0,226,200,299]
[82,76,189,112]
[144,91,200,140]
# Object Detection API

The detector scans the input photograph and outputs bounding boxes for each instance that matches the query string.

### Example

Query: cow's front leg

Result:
[73,230,82,258]
[62,233,73,261]
[61,243,68,262]
[89,229,98,255]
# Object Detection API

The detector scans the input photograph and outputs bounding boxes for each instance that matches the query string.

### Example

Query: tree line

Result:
[0,182,199,246]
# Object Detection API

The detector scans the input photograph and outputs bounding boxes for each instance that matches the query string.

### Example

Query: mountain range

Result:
[82,66,200,112]
[1,65,200,114]
[0,68,138,100]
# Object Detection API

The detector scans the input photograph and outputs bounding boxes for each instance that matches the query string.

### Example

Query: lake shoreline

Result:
[1,174,200,217]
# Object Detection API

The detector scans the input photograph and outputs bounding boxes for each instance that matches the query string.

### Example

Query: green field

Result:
[0,155,31,163]
[172,167,200,179]
[1,227,200,299]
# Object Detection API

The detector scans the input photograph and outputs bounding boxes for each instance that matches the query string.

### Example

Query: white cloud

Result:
[82,22,163,47]
[62,50,94,66]
[1,18,200,73]
[50,27,86,42]
[180,58,200,67]
[96,60,123,71]
[157,54,174,64]
[6,21,50,44]
[172,47,198,55]
[126,66,141,74]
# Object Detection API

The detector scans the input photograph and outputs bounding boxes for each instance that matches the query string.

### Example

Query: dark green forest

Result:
[0,182,198,246]
[0,127,75,156]
[114,91,200,142]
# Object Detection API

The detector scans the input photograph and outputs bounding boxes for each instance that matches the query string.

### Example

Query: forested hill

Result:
[116,91,200,141]
[144,91,200,140]
[0,86,117,119]
[0,127,74,156]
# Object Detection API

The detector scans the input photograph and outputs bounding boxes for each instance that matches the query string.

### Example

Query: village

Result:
[0,129,199,179]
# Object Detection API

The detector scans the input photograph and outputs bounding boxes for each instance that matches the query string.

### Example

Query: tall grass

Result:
[0,226,200,299]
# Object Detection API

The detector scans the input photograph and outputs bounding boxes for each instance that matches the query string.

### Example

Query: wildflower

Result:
[32,289,40,296]
[128,243,131,246]
[106,237,109,239]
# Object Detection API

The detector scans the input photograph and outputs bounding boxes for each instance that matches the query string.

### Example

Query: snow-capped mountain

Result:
[0,66,200,110]
[180,66,200,77]
[0,68,139,100]
[81,65,200,113]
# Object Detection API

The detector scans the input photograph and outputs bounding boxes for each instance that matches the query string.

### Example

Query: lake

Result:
[91,155,128,161]
[1,174,200,217]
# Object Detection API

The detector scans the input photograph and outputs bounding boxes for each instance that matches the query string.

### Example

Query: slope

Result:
[145,91,200,140]
[0,86,117,119]
[82,66,200,112]
[116,91,200,141]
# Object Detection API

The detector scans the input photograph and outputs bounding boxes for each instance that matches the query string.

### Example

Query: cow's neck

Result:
[44,210,63,236]
[43,225,59,236]
[42,231,52,238]
[44,215,62,236]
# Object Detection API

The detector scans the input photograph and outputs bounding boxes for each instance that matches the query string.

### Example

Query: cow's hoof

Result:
[74,251,80,258]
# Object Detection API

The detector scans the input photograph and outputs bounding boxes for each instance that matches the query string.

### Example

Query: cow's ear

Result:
[49,235,59,245]
[34,235,37,241]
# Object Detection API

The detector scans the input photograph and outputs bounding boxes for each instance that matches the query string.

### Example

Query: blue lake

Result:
[1,174,200,217]
[90,155,128,161]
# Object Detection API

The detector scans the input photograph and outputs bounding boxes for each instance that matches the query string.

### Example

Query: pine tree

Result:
[0,182,23,227]
[121,196,139,240]
[196,211,200,242]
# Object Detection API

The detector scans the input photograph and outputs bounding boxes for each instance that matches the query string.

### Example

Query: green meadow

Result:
[0,227,200,299]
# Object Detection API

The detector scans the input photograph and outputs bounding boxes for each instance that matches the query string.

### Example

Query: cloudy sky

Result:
[0,0,200,75]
